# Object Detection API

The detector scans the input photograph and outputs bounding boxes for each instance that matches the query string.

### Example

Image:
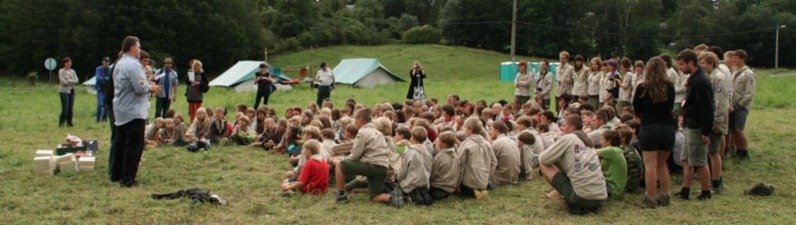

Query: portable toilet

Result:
[499,61,518,82]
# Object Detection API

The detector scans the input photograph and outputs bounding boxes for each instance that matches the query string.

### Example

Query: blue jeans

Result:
[59,90,75,126]
[155,97,171,118]
[96,92,107,122]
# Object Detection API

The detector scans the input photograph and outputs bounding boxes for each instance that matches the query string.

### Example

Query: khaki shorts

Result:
[708,133,723,153]
[682,128,708,166]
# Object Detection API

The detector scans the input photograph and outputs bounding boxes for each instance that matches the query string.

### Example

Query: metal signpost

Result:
[45,57,57,84]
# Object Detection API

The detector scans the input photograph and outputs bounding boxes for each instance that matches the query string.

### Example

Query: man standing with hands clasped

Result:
[111,36,161,188]
[315,62,335,107]
[674,49,714,200]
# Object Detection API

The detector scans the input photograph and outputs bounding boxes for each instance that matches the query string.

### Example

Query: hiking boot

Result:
[335,192,349,204]
[389,193,405,208]
[675,188,690,200]
[656,193,671,207]
[639,195,659,209]
[697,191,712,200]
[474,189,489,199]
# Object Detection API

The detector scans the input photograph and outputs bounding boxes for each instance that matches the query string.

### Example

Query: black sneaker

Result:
[120,180,139,188]
[697,191,712,200]
[335,192,349,204]
[567,206,589,216]
[675,188,690,200]
[389,193,405,208]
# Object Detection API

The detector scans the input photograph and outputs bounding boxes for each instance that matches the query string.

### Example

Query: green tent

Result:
[209,61,291,92]
[332,58,404,88]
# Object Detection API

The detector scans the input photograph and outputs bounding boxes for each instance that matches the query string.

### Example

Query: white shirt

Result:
[316,69,335,86]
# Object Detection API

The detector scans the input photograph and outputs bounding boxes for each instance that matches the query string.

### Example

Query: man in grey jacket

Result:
[110,36,161,187]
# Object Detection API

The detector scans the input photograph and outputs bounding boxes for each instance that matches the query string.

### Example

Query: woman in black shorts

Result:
[632,57,676,208]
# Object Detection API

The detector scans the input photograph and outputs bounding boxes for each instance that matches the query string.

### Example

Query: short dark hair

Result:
[659,54,672,67]
[395,126,411,139]
[564,115,583,130]
[676,49,698,66]
[708,46,724,60]
[354,108,373,123]
[320,62,327,68]
[616,126,633,145]
[735,49,748,61]
[492,120,509,134]
[602,130,621,147]
[62,57,71,63]
[517,131,536,145]
[321,128,336,139]
[121,36,140,53]
[441,104,455,116]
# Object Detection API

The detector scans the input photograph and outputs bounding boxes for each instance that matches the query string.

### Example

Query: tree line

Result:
[0,0,793,79]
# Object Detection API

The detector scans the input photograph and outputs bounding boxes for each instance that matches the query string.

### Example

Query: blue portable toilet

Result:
[500,61,518,82]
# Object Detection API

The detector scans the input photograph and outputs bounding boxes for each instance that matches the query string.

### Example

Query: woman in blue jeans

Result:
[59,57,79,127]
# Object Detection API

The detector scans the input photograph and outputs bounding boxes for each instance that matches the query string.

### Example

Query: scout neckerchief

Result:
[734,66,748,82]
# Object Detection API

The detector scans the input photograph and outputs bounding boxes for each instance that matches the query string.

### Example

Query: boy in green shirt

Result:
[596,130,628,199]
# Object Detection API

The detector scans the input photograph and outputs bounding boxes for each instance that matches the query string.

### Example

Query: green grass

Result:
[1,45,796,224]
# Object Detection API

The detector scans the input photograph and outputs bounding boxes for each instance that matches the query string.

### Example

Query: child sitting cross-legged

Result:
[208,107,231,145]
[144,117,165,149]
[286,126,330,182]
[170,113,190,146]
[596,130,628,200]
[230,115,256,145]
[281,139,330,195]
[429,131,461,200]
[185,108,212,151]
[395,126,434,206]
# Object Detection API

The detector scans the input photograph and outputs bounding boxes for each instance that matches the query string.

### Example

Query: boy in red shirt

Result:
[281,140,329,195]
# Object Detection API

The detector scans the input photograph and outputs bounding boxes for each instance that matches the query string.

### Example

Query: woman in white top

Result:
[572,55,590,104]
[587,57,603,108]
[58,57,79,127]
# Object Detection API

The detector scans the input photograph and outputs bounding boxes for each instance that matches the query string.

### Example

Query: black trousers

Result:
[316,86,331,107]
[110,119,145,184]
[154,97,171,118]
[106,105,116,178]
[430,186,451,200]
[254,88,270,110]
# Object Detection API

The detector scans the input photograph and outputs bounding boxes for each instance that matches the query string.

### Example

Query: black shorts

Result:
[638,124,676,151]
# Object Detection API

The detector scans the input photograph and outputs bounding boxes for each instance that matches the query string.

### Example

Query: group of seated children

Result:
[142,96,648,214]
[143,104,274,151]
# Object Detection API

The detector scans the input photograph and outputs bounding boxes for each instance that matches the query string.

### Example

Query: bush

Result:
[402,25,441,44]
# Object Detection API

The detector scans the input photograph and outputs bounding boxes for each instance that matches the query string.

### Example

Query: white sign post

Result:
[44,58,57,84]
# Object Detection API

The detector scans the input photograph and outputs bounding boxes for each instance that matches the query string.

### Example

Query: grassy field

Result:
[1,45,796,224]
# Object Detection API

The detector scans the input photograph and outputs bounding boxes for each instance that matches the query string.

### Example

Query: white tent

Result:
[209,61,293,93]
[332,58,404,88]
